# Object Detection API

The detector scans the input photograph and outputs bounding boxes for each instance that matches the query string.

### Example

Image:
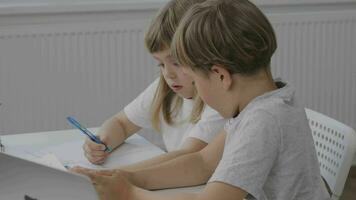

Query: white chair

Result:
[305,108,356,200]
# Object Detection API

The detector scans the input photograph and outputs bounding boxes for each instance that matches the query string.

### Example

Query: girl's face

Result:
[153,49,195,99]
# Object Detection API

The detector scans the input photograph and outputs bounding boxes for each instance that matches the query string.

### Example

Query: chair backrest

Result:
[305,108,356,199]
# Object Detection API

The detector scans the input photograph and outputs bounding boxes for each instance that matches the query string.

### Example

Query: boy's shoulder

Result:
[226,83,306,134]
[251,94,303,123]
[246,83,299,117]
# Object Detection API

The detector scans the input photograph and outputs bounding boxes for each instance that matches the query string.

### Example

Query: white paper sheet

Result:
[34,153,67,171]
[36,135,165,169]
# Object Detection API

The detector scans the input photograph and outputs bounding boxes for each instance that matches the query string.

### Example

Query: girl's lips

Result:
[171,85,183,91]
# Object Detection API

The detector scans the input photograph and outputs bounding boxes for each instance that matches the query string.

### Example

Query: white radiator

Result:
[0,2,355,137]
[0,17,159,134]
[270,10,356,131]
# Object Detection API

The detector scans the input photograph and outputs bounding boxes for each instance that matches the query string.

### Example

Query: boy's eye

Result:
[173,62,179,67]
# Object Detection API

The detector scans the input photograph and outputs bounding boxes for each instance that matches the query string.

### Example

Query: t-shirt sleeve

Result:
[209,110,281,199]
[123,78,159,129]
[185,106,226,144]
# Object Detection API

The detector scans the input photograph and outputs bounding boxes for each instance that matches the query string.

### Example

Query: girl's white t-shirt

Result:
[124,78,226,152]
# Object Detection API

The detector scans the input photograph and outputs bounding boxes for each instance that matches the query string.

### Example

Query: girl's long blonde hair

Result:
[145,0,206,132]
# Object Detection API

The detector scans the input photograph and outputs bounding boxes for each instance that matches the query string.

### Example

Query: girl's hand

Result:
[83,138,110,164]
[71,167,133,200]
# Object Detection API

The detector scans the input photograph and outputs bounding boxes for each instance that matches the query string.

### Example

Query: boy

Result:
[74,0,330,199]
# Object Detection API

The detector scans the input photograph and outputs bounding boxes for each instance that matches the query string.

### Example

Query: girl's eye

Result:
[157,63,164,68]
[173,62,179,67]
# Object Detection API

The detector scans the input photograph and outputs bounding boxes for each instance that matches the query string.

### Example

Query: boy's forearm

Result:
[129,182,247,200]
[132,186,199,200]
[127,152,213,190]
[120,149,191,172]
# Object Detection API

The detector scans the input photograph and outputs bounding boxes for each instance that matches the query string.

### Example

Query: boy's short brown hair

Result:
[172,0,277,76]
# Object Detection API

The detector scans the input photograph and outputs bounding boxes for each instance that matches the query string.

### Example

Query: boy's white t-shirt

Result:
[124,78,226,152]
[209,83,330,200]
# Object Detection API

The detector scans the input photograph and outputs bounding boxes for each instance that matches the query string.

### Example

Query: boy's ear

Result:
[211,65,232,90]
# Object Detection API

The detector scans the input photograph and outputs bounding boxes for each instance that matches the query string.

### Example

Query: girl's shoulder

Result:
[136,77,160,101]
[200,105,225,121]
[145,77,160,93]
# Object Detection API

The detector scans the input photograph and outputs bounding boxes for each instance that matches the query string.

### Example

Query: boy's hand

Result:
[83,137,110,164]
[71,166,133,200]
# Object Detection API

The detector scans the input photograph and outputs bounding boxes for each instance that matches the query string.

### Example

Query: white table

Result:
[0,129,204,194]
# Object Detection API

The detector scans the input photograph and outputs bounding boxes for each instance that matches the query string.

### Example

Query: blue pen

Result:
[66,116,112,152]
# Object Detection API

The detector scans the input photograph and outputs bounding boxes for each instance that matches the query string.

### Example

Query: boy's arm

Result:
[126,130,226,190]
[132,182,247,200]
[120,137,207,172]
[73,130,248,200]
[132,148,247,200]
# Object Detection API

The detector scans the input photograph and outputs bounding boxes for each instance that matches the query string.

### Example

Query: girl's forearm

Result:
[98,116,127,149]
[99,112,140,150]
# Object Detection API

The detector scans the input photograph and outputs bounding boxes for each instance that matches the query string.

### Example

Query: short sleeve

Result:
[186,106,226,144]
[124,78,159,129]
[209,110,281,200]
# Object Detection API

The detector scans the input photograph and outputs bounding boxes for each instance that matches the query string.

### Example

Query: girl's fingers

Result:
[84,150,108,164]
[84,140,106,154]
[84,152,98,163]
[92,158,105,165]
[85,138,107,151]
[83,138,110,164]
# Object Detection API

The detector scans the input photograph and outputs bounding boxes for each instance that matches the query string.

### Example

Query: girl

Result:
[74,0,330,200]
[83,0,225,172]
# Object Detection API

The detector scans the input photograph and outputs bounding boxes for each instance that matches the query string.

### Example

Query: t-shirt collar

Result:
[227,80,294,126]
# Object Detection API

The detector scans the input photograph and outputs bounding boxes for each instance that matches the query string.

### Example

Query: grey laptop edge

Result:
[0,152,98,200]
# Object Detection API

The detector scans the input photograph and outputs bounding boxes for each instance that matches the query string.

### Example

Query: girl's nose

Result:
[164,65,177,79]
